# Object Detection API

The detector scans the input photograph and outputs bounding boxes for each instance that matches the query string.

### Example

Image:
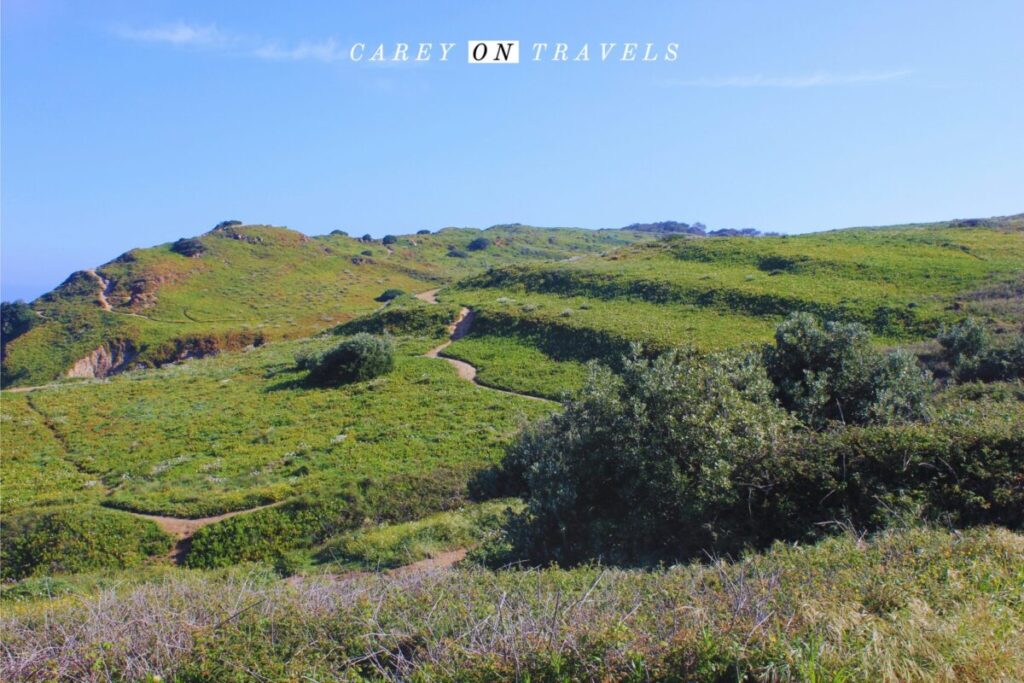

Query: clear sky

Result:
[2,1,1023,301]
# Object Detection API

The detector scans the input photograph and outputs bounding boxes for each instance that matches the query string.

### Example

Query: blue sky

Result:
[2,1,1023,301]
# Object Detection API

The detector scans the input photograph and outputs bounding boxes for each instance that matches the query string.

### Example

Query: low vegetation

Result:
[3,526,1021,681]
[0,505,172,580]
[299,333,395,386]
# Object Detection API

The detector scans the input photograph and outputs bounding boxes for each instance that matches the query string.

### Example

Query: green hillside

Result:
[1,222,650,387]
[2,214,1022,680]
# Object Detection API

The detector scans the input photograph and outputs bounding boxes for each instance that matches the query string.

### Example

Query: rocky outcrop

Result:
[66,340,139,378]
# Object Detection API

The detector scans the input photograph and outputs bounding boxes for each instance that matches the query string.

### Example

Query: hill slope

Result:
[1,223,649,387]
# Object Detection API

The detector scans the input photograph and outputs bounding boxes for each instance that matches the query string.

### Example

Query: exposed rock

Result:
[66,340,139,378]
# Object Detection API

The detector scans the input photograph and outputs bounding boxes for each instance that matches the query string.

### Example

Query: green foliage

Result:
[8,527,1023,681]
[467,237,491,251]
[3,223,644,386]
[495,344,1019,565]
[382,234,398,245]
[318,499,522,569]
[303,333,394,385]
[0,505,172,580]
[939,318,1024,382]
[334,295,458,337]
[765,312,933,427]
[500,347,793,564]
[375,288,407,302]
[170,237,206,257]
[1,300,36,345]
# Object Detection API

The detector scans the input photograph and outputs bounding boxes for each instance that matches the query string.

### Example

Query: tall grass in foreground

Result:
[3,526,1021,681]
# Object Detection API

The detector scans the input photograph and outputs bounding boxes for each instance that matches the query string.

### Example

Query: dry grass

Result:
[3,526,1021,681]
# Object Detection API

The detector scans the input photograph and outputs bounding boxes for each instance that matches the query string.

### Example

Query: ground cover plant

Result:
[2,526,1021,681]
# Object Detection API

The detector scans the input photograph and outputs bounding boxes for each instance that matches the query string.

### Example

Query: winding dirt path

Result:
[417,291,553,402]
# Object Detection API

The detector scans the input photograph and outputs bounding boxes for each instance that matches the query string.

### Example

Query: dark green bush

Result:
[416,229,431,235]
[382,234,398,245]
[939,318,1024,382]
[499,347,793,564]
[171,237,207,257]
[303,333,394,386]
[765,312,932,427]
[448,249,468,258]
[467,237,491,251]
[375,288,407,302]
[1,300,36,347]
[330,229,348,236]
[0,506,172,580]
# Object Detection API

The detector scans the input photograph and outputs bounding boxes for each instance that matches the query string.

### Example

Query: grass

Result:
[444,334,590,399]
[3,525,1021,681]
[2,224,652,387]
[315,498,523,570]
[1,332,555,519]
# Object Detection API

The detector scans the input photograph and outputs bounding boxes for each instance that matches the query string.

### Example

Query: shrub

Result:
[499,347,793,564]
[330,229,348,236]
[1,300,36,347]
[0,505,172,580]
[212,220,242,230]
[361,234,373,242]
[416,229,431,235]
[939,318,1024,382]
[375,288,407,302]
[467,237,491,251]
[938,318,989,369]
[171,237,206,257]
[303,333,394,386]
[765,312,932,427]
[447,249,468,258]
[382,235,398,245]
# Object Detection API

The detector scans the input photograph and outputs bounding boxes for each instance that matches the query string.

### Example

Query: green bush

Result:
[170,237,206,257]
[492,344,1021,566]
[499,347,794,564]
[302,333,394,386]
[467,237,491,251]
[0,505,172,580]
[382,234,398,245]
[375,288,407,302]
[939,318,1024,382]
[334,297,458,337]
[765,312,932,427]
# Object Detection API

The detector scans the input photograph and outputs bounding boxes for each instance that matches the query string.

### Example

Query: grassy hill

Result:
[2,214,1022,680]
[445,215,1024,396]
[1,223,650,387]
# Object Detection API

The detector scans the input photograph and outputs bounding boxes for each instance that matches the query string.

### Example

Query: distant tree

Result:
[467,237,491,251]
[301,334,394,386]
[416,229,431,235]
[171,238,207,257]
[330,229,349,236]
[1,301,36,346]
[382,235,398,245]
[361,234,374,242]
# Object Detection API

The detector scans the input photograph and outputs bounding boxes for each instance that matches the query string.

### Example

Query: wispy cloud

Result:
[252,39,346,63]
[115,21,230,48]
[664,69,914,88]
[114,22,352,63]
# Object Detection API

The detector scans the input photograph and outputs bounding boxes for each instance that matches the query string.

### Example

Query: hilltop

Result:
[1,223,650,387]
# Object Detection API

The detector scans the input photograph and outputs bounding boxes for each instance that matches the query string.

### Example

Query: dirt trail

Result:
[128,502,285,564]
[417,291,552,402]
[84,269,113,312]
[414,288,440,303]
[286,548,467,587]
